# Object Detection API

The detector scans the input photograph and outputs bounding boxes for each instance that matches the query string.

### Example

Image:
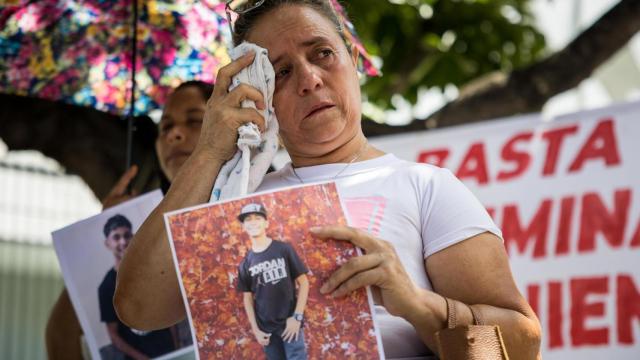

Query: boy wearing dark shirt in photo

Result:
[98,214,175,359]
[237,204,310,360]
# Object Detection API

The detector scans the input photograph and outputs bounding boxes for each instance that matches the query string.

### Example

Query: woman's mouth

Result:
[304,104,335,119]
[166,150,191,163]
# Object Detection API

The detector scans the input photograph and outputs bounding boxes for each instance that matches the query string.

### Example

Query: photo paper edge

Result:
[164,181,337,218]
[163,211,201,360]
[51,233,103,360]
[49,189,164,360]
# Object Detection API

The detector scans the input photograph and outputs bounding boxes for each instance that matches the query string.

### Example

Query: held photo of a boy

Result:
[236,203,309,360]
[165,183,384,359]
[52,190,194,360]
[98,214,176,359]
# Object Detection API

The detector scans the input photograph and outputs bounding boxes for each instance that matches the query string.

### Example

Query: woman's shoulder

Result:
[384,155,452,183]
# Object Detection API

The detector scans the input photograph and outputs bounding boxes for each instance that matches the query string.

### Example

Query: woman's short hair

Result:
[175,80,214,102]
[232,0,348,48]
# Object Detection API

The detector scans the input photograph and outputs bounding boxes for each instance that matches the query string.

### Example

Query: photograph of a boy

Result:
[236,203,310,360]
[98,214,176,359]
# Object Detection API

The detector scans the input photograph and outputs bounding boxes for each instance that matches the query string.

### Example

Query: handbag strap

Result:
[469,304,484,326]
[444,296,457,329]
[444,297,484,327]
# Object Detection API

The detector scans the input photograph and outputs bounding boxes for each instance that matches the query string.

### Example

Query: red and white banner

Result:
[370,101,640,358]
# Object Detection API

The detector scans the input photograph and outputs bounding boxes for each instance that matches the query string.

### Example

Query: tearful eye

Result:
[319,49,334,58]
[187,118,203,127]
[276,67,291,79]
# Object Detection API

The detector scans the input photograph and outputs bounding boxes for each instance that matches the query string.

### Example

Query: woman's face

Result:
[155,86,206,181]
[245,5,362,159]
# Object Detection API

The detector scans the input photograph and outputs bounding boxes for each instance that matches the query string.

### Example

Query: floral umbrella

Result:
[329,0,380,77]
[0,0,231,116]
[0,0,379,115]
[0,0,378,167]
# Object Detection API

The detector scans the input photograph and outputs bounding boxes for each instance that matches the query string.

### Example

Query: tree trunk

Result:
[0,94,161,200]
[362,0,640,136]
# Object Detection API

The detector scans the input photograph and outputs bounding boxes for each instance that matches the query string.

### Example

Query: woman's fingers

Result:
[196,51,271,161]
[227,83,266,110]
[107,165,138,198]
[213,52,256,98]
[331,269,383,298]
[312,224,420,317]
[320,253,384,294]
[310,225,382,252]
[235,108,266,132]
[102,166,139,209]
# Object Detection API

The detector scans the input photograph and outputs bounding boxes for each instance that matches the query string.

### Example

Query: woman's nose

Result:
[297,64,323,96]
[167,125,186,144]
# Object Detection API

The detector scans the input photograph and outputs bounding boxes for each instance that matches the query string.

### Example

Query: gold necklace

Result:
[291,143,369,184]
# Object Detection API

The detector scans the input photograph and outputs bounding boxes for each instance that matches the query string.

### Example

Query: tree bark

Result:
[0,94,161,199]
[362,0,640,136]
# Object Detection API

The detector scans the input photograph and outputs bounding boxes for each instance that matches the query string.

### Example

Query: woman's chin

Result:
[282,121,356,157]
[302,122,347,145]
[164,157,187,180]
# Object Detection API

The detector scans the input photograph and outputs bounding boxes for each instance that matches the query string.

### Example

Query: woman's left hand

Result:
[102,165,138,210]
[311,225,420,318]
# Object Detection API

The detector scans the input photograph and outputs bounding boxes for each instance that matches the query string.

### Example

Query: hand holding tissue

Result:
[210,43,280,201]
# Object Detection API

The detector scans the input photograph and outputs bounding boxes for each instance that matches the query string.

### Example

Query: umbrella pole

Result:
[125,0,139,181]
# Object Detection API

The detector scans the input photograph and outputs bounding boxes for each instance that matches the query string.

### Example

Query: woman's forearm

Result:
[45,288,83,360]
[407,289,541,360]
[114,150,224,330]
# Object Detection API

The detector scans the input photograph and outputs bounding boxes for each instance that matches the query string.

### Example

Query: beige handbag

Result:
[435,297,510,360]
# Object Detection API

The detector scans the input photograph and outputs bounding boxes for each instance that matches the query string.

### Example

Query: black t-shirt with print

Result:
[237,239,308,334]
[98,268,175,358]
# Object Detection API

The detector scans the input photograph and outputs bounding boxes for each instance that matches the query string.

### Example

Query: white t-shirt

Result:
[258,154,502,359]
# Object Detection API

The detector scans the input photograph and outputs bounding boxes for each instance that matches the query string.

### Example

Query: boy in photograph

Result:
[98,214,175,359]
[237,204,310,360]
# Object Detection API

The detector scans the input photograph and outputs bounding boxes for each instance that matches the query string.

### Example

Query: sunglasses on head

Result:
[224,0,266,40]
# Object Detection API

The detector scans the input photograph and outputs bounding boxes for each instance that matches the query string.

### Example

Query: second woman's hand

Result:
[102,165,139,210]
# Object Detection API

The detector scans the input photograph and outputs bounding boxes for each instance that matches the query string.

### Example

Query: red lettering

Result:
[542,125,578,176]
[578,189,630,252]
[630,220,640,248]
[497,132,533,181]
[568,119,621,172]
[617,275,640,344]
[527,284,540,316]
[502,199,551,258]
[571,276,609,346]
[533,276,640,350]
[549,281,564,348]
[417,149,450,167]
[555,197,575,256]
[455,142,489,185]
